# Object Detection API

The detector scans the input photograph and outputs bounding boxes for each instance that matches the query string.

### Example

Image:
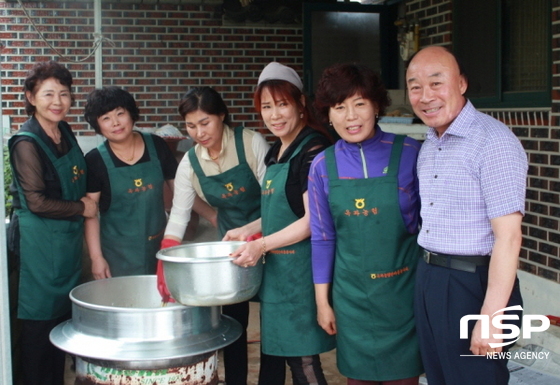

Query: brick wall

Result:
[406,0,560,283]
[404,0,452,47]
[483,109,560,282]
[2,0,559,283]
[539,0,560,282]
[1,2,301,381]
[0,1,302,142]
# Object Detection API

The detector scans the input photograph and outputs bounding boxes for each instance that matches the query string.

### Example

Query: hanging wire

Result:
[17,0,114,63]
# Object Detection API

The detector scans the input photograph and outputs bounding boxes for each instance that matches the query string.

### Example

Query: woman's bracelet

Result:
[260,236,267,263]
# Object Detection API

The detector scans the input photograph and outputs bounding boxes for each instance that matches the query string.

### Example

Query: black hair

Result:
[314,63,390,124]
[178,87,231,126]
[84,86,140,134]
[23,61,74,116]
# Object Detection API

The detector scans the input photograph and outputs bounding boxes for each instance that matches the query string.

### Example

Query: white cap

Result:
[257,62,303,91]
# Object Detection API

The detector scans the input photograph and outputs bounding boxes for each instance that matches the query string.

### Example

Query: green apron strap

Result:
[287,132,317,161]
[324,146,338,180]
[14,131,59,163]
[11,128,85,319]
[189,127,262,238]
[259,130,335,357]
[386,135,405,178]
[325,134,422,379]
[98,132,166,276]
[189,126,247,177]
[233,126,247,163]
[188,146,204,176]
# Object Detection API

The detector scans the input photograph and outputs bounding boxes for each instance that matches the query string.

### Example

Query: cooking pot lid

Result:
[50,314,242,363]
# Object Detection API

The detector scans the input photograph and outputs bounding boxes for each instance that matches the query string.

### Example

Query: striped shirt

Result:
[417,100,528,256]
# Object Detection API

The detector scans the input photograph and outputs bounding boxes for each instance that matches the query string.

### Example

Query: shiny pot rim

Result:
[50,315,242,369]
[70,275,190,312]
[159,255,235,264]
[156,241,246,263]
[50,275,243,368]
[157,242,263,306]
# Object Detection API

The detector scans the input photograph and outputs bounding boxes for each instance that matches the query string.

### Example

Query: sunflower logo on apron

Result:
[355,198,366,209]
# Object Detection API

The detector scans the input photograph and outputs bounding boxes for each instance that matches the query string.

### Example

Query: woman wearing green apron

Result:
[225,62,335,385]
[160,87,269,385]
[309,63,423,384]
[83,87,178,279]
[8,61,97,385]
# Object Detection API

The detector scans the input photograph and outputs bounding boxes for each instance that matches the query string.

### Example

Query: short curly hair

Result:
[84,87,140,134]
[313,63,391,124]
[23,61,74,116]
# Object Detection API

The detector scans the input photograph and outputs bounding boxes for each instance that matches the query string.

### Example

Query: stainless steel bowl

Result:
[157,241,263,306]
[50,276,242,369]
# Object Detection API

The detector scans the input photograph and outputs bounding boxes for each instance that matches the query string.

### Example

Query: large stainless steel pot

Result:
[157,241,263,306]
[50,275,241,369]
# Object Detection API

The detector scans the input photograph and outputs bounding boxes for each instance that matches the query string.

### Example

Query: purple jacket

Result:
[308,128,421,284]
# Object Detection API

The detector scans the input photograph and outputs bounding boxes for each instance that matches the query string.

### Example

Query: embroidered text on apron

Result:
[259,133,336,356]
[98,132,166,276]
[325,135,422,380]
[11,129,86,320]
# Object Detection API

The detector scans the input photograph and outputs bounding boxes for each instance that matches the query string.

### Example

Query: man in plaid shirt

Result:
[406,46,528,385]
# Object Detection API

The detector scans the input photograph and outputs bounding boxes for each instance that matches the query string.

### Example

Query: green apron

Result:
[98,132,166,276]
[10,129,86,320]
[259,134,336,357]
[189,126,261,238]
[325,135,423,380]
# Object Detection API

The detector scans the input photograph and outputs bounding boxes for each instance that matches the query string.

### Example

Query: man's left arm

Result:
[470,212,523,355]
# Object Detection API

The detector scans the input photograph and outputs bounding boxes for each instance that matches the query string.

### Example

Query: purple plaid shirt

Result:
[417,100,528,255]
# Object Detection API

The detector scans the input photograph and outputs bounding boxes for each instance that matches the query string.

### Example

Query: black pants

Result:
[414,259,523,385]
[20,314,70,385]
[222,301,250,385]
[258,351,328,385]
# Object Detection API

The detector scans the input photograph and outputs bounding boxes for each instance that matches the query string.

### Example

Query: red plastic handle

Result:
[247,232,262,242]
[157,239,181,303]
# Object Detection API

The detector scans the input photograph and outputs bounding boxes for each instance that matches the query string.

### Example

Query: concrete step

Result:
[419,325,560,385]
[518,321,560,355]
[512,323,560,380]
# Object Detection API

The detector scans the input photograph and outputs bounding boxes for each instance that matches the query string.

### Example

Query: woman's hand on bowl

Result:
[222,219,262,241]
[229,241,262,267]
[222,226,251,242]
